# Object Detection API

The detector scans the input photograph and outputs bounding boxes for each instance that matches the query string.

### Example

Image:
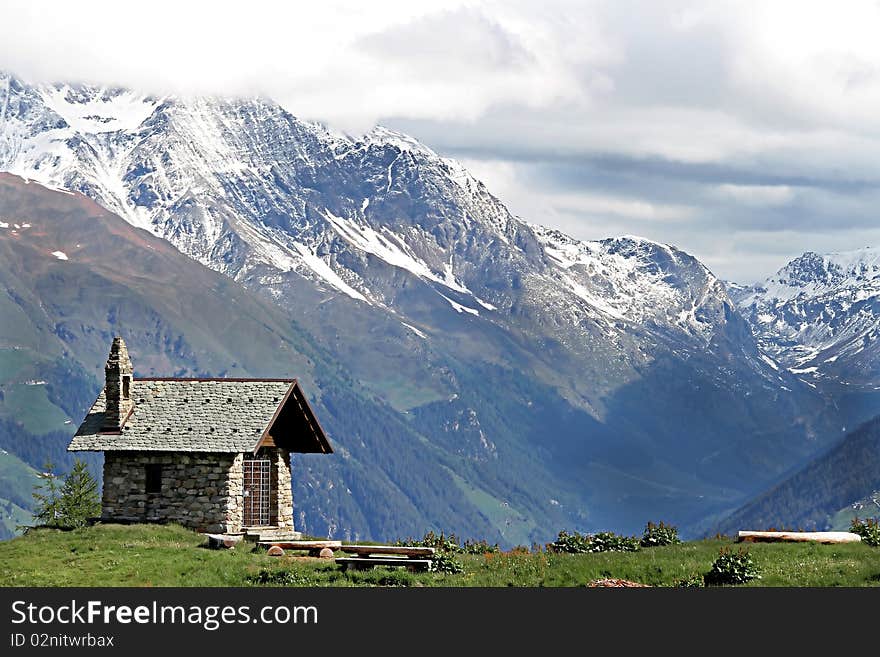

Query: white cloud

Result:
[3,0,880,280]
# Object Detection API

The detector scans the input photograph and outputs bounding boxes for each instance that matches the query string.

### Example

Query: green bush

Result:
[590,531,641,552]
[397,530,463,553]
[850,517,880,547]
[245,568,316,586]
[550,530,592,553]
[396,530,468,573]
[673,574,704,588]
[640,521,681,547]
[551,530,640,554]
[704,548,761,585]
[430,551,464,574]
[462,538,500,554]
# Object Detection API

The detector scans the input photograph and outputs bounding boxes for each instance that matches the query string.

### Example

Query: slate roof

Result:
[68,378,330,453]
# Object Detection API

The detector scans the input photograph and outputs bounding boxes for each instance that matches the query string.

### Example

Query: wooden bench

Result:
[340,545,436,557]
[336,545,436,572]
[257,540,342,556]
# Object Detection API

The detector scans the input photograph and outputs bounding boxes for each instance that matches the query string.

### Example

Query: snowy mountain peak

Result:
[531,225,732,341]
[742,246,880,306]
[361,125,438,157]
[735,245,880,381]
[2,71,755,356]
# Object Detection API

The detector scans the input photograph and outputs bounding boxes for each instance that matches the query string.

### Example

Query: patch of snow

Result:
[40,85,160,134]
[324,211,475,297]
[789,366,818,374]
[290,242,367,302]
[759,353,779,371]
[0,221,8,228]
[51,250,68,260]
[361,198,370,212]
[473,296,497,311]
[401,322,427,339]
[365,125,437,158]
[563,274,626,320]
[437,292,479,316]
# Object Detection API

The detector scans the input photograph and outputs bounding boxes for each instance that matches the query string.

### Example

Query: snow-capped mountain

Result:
[734,248,880,385]
[1,73,731,343]
[0,72,843,538]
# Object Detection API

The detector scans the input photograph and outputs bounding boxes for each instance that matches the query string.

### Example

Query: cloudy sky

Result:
[4,0,880,282]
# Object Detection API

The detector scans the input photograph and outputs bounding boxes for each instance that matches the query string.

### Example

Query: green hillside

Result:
[715,415,880,535]
[0,174,572,545]
[0,524,878,587]
[0,451,38,540]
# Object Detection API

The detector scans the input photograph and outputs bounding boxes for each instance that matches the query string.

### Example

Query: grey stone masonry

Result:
[72,338,330,534]
[102,337,134,431]
[101,448,294,533]
[270,448,294,531]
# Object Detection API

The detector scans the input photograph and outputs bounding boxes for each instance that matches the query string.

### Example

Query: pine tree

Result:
[57,459,101,528]
[31,461,62,527]
[30,459,101,529]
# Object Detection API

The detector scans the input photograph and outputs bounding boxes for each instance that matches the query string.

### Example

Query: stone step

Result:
[243,528,302,542]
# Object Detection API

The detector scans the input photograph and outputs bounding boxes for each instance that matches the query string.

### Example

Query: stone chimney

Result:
[102,337,134,431]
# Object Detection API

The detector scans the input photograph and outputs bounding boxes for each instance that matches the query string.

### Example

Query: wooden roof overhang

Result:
[254,380,333,455]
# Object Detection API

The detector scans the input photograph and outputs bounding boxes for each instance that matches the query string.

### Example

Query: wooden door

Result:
[243,456,271,526]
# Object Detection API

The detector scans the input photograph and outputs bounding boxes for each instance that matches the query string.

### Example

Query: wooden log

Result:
[266,545,285,556]
[340,545,436,557]
[256,540,342,550]
[317,547,335,559]
[736,531,862,544]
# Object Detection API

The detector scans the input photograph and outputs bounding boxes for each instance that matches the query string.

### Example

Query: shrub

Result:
[550,530,592,553]
[430,552,464,574]
[704,548,760,586]
[396,530,468,573]
[589,531,641,553]
[397,531,463,553]
[399,532,501,555]
[462,538,500,555]
[246,568,315,586]
[673,574,704,588]
[850,517,880,547]
[640,521,681,547]
[550,530,640,554]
